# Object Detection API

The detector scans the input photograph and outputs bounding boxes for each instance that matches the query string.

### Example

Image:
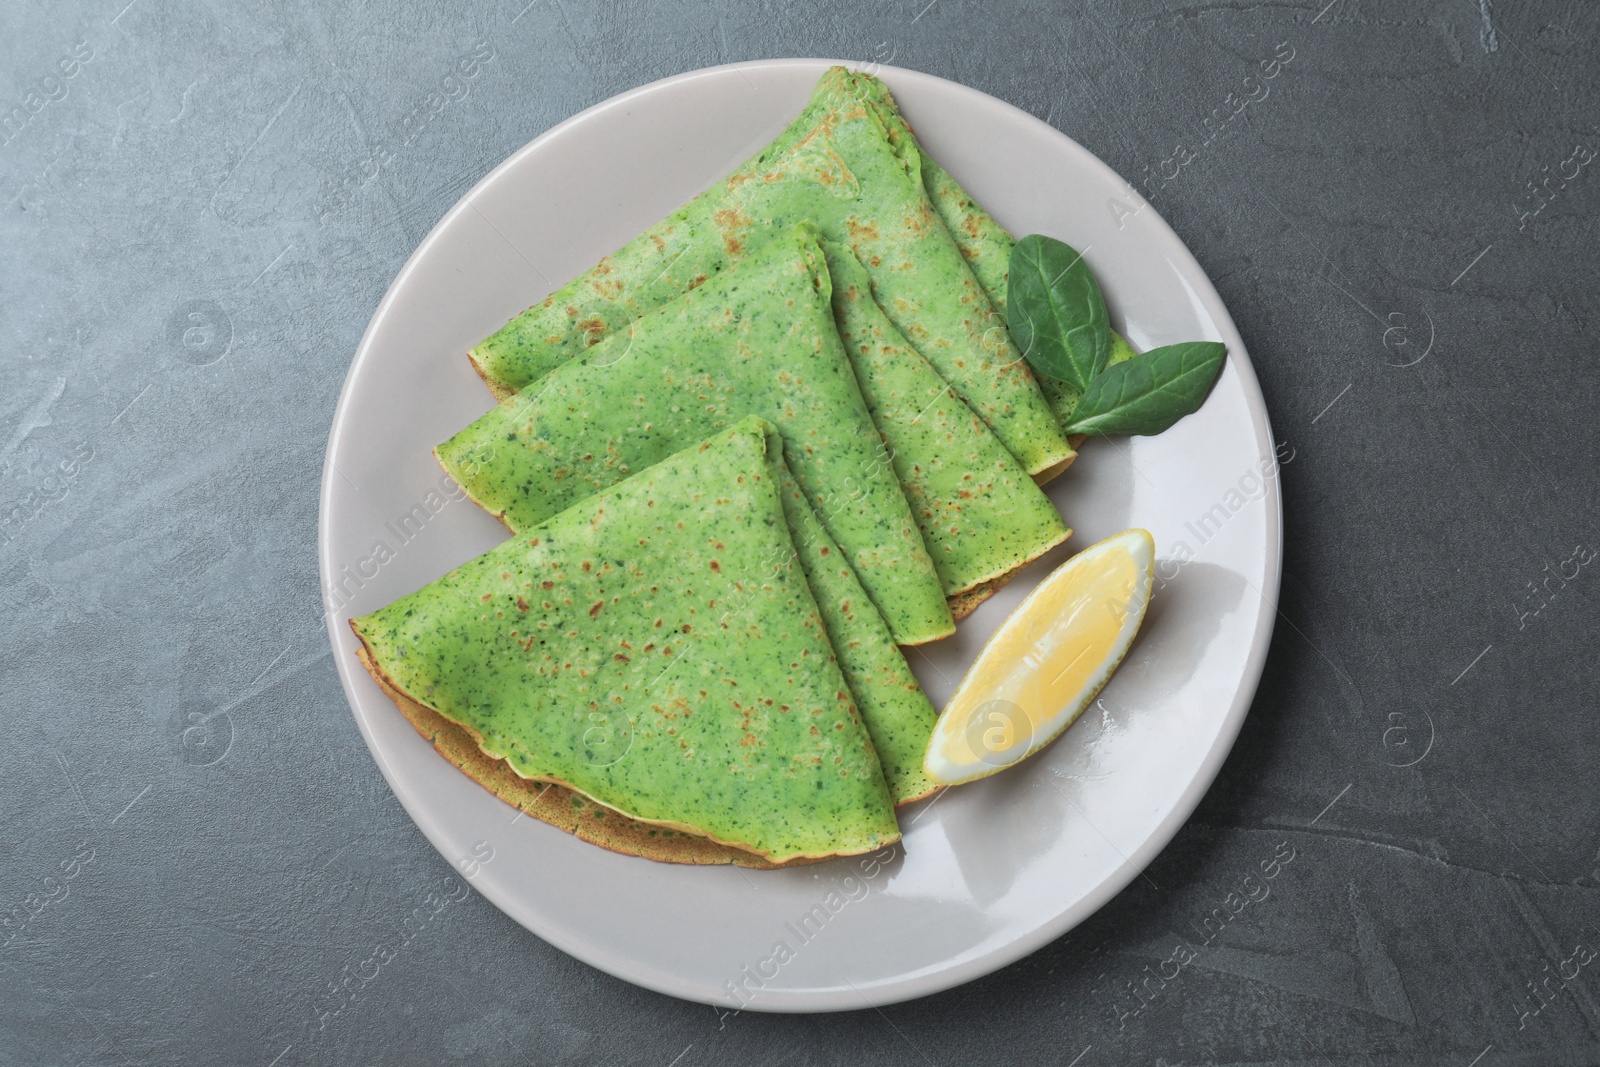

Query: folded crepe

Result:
[449,379,940,804]
[438,225,955,647]
[849,69,1095,617]
[363,424,937,863]
[468,66,1071,477]
[352,418,901,864]
[821,241,1071,598]
[850,69,1143,467]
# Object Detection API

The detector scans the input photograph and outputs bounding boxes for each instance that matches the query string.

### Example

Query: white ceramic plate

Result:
[319,59,1281,1012]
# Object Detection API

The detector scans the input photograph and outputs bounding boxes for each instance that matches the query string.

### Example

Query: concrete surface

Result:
[2,0,1598,1064]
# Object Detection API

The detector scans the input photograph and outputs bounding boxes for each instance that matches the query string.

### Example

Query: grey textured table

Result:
[3,1,1598,1064]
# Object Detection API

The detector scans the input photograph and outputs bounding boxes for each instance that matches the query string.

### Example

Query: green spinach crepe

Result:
[468,66,1071,477]
[446,425,938,807]
[352,418,901,864]
[821,242,1071,596]
[847,69,1144,448]
[438,226,955,647]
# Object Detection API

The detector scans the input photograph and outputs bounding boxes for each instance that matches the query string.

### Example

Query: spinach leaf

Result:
[1006,235,1109,393]
[1040,330,1142,429]
[1061,341,1227,437]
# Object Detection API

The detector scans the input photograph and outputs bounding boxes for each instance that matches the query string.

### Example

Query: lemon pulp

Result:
[924,529,1154,785]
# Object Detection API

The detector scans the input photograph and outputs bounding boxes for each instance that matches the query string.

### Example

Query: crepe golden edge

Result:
[353,643,855,868]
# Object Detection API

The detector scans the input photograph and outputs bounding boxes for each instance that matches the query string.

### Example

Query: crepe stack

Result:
[439,225,1071,634]
[438,225,954,646]
[354,68,1100,865]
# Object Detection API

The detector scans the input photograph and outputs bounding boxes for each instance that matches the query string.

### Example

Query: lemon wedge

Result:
[924,529,1155,785]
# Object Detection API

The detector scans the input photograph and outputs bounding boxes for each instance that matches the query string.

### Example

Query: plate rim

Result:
[317,56,1283,1012]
